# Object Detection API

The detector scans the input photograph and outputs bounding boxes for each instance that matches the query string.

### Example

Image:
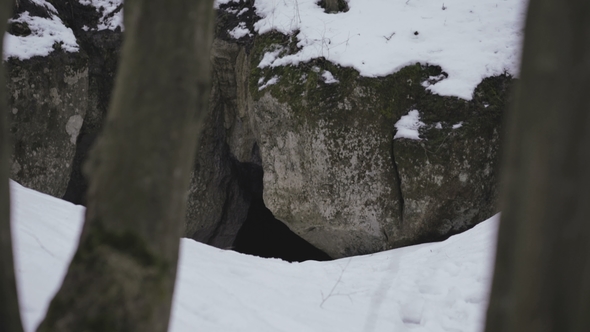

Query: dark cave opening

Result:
[232,194,332,262]
[232,161,332,263]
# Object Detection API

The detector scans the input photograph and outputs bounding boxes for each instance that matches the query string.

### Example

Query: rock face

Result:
[4,1,512,259]
[184,39,256,248]
[49,0,123,204]
[246,31,511,258]
[5,1,89,197]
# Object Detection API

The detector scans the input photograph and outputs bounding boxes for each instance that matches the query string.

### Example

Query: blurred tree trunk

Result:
[37,0,214,331]
[485,0,590,331]
[0,1,24,332]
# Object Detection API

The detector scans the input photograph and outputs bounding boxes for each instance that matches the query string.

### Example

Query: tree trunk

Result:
[37,0,214,331]
[1,1,24,332]
[485,0,590,331]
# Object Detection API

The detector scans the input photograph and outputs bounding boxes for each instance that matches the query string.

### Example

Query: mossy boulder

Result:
[248,32,512,258]
[393,76,510,246]
[6,50,89,197]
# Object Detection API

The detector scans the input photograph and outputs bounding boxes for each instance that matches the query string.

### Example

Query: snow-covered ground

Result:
[11,180,499,332]
[227,0,528,100]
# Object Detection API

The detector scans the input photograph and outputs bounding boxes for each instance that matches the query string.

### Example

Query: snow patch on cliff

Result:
[395,110,425,140]
[3,11,79,60]
[79,0,123,31]
[252,0,528,100]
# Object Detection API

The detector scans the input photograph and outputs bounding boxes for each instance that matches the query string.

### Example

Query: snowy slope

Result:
[230,0,529,100]
[11,181,499,332]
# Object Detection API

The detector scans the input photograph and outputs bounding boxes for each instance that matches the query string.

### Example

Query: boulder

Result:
[247,32,512,258]
[49,0,123,204]
[184,36,258,248]
[5,1,88,197]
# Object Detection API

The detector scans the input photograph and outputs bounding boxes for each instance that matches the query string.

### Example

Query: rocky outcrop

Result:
[247,31,511,258]
[5,1,89,197]
[49,0,123,204]
[4,0,123,201]
[393,76,509,247]
[4,1,512,259]
[7,52,88,196]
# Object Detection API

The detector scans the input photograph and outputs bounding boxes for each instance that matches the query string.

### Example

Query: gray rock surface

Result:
[250,89,401,258]
[393,76,508,247]
[184,39,258,248]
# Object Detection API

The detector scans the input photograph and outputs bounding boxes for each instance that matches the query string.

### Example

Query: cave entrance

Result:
[232,195,332,262]
[232,163,331,263]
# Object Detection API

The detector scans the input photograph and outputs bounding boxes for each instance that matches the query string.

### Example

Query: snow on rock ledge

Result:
[252,0,527,100]
[4,10,78,60]
[394,110,425,140]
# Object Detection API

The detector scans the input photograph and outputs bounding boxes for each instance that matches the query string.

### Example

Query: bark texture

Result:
[0,2,24,332]
[485,0,590,331]
[37,0,214,331]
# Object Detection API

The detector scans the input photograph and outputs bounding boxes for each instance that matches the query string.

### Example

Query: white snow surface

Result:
[394,110,426,140]
[3,11,79,60]
[11,180,499,331]
[252,0,528,100]
[11,181,85,331]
